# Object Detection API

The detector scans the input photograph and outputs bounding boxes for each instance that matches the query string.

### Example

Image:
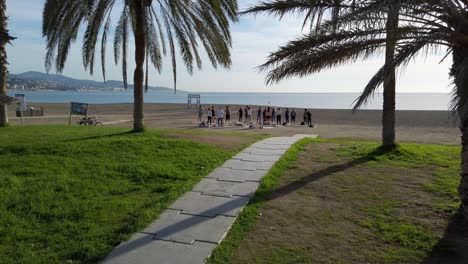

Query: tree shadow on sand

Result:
[420,212,468,264]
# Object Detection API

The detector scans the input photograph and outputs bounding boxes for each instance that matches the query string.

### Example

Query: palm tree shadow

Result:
[255,145,397,203]
[420,212,468,264]
[63,130,137,142]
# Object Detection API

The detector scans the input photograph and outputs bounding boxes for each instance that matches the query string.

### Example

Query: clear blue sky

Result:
[6,0,452,93]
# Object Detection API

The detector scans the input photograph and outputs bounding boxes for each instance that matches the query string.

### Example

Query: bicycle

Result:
[78,116,102,126]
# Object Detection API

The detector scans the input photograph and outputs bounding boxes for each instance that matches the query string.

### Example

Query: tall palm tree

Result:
[43,0,238,132]
[246,0,468,223]
[0,0,15,127]
[243,0,402,147]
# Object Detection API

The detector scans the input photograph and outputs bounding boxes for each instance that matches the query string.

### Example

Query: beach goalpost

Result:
[187,94,201,109]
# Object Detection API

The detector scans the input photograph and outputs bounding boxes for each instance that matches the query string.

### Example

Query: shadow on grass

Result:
[255,145,397,203]
[63,130,139,142]
[420,212,468,264]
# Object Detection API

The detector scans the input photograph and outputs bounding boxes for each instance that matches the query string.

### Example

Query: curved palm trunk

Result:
[132,0,146,132]
[382,0,401,147]
[0,0,8,127]
[454,46,468,223]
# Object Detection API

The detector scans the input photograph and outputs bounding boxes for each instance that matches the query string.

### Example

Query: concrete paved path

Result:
[102,134,317,264]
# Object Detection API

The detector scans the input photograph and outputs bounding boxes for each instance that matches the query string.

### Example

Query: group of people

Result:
[199,105,231,127]
[198,105,313,127]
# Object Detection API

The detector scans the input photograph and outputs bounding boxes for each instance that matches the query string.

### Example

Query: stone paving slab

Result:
[102,233,216,264]
[142,210,236,244]
[169,192,250,217]
[242,147,287,156]
[206,167,266,182]
[233,152,281,162]
[193,178,260,197]
[222,159,275,171]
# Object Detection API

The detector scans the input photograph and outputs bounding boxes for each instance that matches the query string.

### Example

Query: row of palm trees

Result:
[0,0,466,224]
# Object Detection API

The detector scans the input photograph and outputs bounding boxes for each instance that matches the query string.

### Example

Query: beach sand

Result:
[7,102,460,145]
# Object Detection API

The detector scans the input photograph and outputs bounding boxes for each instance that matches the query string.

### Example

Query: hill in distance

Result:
[8,71,181,92]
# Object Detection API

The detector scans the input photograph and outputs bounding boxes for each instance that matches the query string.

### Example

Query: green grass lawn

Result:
[0,125,237,264]
[209,139,467,264]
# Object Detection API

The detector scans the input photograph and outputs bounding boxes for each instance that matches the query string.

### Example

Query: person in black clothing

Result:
[285,108,290,125]
[238,107,243,122]
[307,110,312,126]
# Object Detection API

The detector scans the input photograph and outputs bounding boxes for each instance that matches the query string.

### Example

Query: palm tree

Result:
[0,0,15,127]
[43,0,238,132]
[245,0,468,223]
[243,0,402,147]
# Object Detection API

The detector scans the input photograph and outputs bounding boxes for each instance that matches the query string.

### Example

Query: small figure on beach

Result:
[285,108,290,125]
[307,109,312,126]
[272,107,276,123]
[265,107,272,125]
[217,107,225,127]
[207,107,212,126]
[276,108,282,125]
[238,107,243,122]
[247,106,252,124]
[262,108,266,124]
[257,107,262,123]
[198,105,203,123]
[225,106,231,125]
[303,109,308,124]
[291,108,296,126]
[244,106,248,123]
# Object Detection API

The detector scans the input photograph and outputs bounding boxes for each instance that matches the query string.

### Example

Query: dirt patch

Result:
[162,131,256,151]
[228,142,468,264]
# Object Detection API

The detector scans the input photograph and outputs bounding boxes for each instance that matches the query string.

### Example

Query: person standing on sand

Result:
[225,106,231,125]
[257,107,262,123]
[285,108,290,125]
[244,106,248,123]
[212,106,216,125]
[238,107,243,122]
[266,107,272,125]
[262,108,266,124]
[291,108,296,126]
[272,107,276,123]
[303,109,308,124]
[307,110,312,126]
[217,107,225,127]
[207,107,212,126]
[198,105,203,123]
[247,106,252,124]
[276,108,282,125]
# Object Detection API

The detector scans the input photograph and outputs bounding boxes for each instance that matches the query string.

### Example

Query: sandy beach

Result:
[7,102,460,145]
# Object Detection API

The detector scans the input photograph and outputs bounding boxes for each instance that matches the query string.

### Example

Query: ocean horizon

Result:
[7,90,452,111]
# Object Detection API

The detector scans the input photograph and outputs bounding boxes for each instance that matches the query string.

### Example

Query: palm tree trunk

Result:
[460,122,468,222]
[453,46,468,223]
[382,0,401,147]
[132,0,146,132]
[0,0,8,127]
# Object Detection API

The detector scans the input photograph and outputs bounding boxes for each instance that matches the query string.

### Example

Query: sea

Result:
[7,90,452,111]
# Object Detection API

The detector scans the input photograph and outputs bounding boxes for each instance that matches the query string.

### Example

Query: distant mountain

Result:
[8,71,181,92]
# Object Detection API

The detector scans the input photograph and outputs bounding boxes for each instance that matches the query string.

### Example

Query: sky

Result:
[5,0,453,93]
